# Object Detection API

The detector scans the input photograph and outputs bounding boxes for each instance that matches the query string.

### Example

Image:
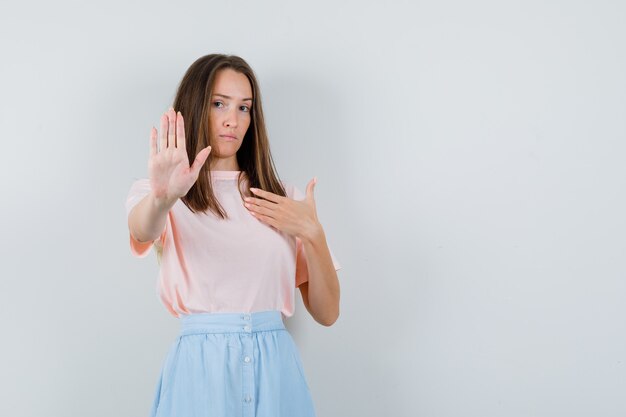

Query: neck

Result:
[209,158,239,171]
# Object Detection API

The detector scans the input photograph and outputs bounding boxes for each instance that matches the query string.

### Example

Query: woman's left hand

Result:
[244,177,320,240]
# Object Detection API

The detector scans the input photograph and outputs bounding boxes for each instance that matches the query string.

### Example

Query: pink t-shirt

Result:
[125,170,341,319]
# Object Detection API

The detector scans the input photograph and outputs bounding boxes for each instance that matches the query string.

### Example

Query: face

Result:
[208,68,253,168]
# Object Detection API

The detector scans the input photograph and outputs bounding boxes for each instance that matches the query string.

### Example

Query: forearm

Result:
[300,224,340,326]
[128,192,176,243]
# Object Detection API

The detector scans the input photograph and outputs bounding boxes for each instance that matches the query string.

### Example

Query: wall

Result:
[1,1,624,416]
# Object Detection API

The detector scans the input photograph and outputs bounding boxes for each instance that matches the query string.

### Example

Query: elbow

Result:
[321,318,337,327]
[318,309,340,327]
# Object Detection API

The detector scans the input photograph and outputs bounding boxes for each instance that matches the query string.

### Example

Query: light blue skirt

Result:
[149,310,316,417]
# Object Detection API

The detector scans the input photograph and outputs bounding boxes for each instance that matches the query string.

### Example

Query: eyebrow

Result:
[213,93,253,102]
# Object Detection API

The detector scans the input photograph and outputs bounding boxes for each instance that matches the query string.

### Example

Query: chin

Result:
[213,148,240,158]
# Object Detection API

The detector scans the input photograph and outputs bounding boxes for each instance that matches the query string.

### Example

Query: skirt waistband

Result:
[178,310,285,336]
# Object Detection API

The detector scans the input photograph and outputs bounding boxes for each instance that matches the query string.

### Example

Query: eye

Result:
[240,105,250,112]
[213,101,224,108]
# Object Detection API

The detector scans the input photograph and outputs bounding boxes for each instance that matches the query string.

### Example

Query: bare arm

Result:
[298,225,340,326]
[128,191,177,243]
[128,106,211,243]
[244,180,340,326]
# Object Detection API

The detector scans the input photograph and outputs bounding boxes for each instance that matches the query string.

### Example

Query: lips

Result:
[220,134,237,140]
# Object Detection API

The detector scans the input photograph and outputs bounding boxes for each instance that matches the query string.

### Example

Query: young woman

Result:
[125,54,342,417]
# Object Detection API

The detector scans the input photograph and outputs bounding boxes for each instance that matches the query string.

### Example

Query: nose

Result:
[223,107,238,128]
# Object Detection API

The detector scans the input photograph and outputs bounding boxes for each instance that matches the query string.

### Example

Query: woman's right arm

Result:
[128,107,211,243]
[128,191,177,243]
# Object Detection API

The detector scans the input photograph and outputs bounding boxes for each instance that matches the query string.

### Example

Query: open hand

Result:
[148,107,212,205]
[244,178,321,239]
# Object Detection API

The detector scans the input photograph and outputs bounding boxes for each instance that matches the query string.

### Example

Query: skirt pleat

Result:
[149,310,316,417]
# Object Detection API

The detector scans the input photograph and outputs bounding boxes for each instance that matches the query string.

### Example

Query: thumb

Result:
[191,145,212,176]
[305,177,317,202]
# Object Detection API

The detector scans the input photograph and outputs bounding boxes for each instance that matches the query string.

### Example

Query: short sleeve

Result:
[125,178,167,258]
[289,183,342,287]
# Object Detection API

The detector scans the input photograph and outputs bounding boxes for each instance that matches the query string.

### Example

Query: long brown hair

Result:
[172,53,286,219]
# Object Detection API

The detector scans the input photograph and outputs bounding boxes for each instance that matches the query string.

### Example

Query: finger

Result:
[190,146,212,176]
[249,187,282,203]
[150,126,157,157]
[159,113,168,152]
[244,197,276,210]
[176,111,186,149]
[167,107,175,148]
[245,202,272,219]
[306,177,316,200]
[245,200,278,218]
[249,210,278,228]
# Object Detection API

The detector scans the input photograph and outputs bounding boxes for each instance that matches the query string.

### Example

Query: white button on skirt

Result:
[149,310,316,417]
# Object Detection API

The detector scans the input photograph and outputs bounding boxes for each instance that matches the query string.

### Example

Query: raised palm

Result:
[148,107,211,203]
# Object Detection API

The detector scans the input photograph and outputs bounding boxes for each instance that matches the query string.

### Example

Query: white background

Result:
[1,1,625,416]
